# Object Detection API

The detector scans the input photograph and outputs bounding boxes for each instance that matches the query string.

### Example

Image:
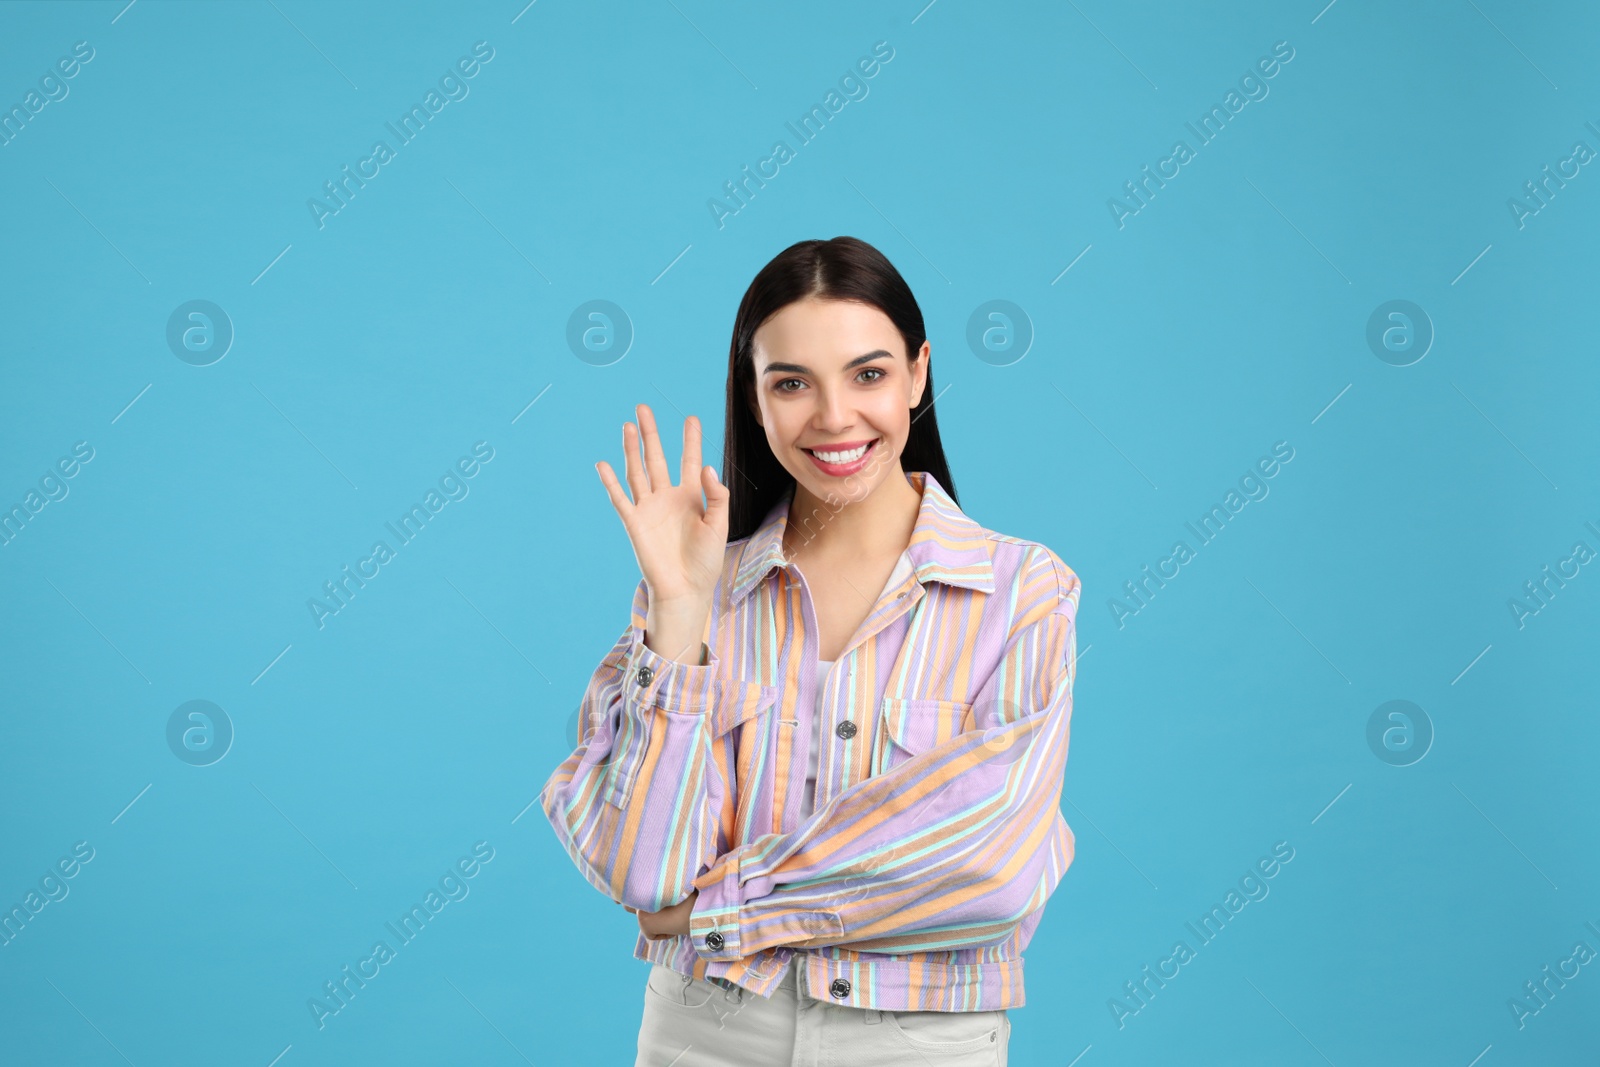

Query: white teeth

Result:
[810,442,870,464]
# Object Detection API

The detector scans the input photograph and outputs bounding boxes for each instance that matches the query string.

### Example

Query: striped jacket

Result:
[540,470,1081,1012]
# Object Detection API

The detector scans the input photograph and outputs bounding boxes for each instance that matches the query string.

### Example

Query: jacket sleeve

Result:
[540,577,773,913]
[687,566,1080,958]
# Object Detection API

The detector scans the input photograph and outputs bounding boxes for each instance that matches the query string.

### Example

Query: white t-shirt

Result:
[803,657,834,821]
[800,550,915,820]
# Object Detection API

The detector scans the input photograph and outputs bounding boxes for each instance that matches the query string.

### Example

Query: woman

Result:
[540,236,1081,1066]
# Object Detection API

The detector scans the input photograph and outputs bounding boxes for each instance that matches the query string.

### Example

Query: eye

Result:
[858,367,886,384]
[775,377,806,393]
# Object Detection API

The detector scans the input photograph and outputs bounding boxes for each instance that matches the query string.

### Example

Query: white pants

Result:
[635,960,1009,1066]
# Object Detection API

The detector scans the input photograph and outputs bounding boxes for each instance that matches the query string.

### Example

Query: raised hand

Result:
[595,405,729,664]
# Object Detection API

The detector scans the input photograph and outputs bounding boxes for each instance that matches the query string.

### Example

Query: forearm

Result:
[543,582,774,911]
[541,627,723,910]
[689,727,1067,955]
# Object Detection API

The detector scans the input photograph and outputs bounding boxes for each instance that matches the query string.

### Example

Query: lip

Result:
[802,438,878,477]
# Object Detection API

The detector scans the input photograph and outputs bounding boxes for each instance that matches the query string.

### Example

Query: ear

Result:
[910,340,930,408]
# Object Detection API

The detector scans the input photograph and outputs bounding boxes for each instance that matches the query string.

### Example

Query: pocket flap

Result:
[881,697,975,755]
[711,680,779,737]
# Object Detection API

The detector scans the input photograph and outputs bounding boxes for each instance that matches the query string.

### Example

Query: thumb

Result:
[701,465,729,517]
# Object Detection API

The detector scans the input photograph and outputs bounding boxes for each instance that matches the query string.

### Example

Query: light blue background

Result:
[2,1,1597,1064]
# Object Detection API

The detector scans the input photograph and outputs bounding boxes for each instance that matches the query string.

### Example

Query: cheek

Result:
[764,399,807,441]
[867,395,911,435]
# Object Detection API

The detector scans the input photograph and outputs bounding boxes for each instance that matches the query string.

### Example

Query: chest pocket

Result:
[601,678,777,812]
[711,680,779,738]
[711,679,780,843]
[874,697,975,774]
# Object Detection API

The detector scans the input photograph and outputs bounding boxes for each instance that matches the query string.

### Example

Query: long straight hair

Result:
[722,236,958,543]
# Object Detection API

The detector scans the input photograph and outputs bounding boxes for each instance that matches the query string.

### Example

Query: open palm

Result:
[595,404,729,609]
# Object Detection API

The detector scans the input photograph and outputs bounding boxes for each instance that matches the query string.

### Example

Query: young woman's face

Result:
[748,296,929,506]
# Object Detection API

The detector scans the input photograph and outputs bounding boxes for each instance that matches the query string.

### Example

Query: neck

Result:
[783,468,923,563]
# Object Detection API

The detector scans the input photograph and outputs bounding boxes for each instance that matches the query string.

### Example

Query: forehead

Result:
[752,298,902,364]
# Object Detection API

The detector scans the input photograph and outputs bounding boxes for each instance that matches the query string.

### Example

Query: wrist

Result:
[627,630,719,712]
[648,601,712,630]
[644,603,712,665]
[641,630,708,666]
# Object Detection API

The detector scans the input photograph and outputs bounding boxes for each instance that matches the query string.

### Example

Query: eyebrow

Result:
[762,349,894,375]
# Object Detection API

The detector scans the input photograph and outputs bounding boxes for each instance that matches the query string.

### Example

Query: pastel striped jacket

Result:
[540,470,1081,1012]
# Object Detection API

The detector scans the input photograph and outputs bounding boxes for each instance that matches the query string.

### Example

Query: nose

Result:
[811,384,853,433]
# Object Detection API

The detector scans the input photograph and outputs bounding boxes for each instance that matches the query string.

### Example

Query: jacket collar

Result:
[729,470,996,605]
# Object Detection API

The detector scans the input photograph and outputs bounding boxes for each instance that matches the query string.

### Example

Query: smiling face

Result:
[748,295,929,506]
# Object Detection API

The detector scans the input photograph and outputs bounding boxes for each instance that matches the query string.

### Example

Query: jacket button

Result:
[636,666,653,687]
[829,977,851,998]
[705,930,725,950]
[835,720,857,740]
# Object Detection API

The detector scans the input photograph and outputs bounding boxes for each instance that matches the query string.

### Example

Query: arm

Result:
[540,577,772,913]
[688,566,1081,958]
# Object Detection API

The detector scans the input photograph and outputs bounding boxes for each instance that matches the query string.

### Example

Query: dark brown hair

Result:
[721,236,957,542]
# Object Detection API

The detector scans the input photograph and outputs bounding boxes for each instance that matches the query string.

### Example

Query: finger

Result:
[679,415,704,495]
[596,461,634,523]
[636,404,673,492]
[623,904,637,913]
[622,421,649,504]
[701,464,728,530]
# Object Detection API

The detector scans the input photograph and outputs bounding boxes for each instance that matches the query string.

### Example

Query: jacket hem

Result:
[634,933,1027,1012]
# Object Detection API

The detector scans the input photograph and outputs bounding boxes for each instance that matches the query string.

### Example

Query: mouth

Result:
[801,438,878,476]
